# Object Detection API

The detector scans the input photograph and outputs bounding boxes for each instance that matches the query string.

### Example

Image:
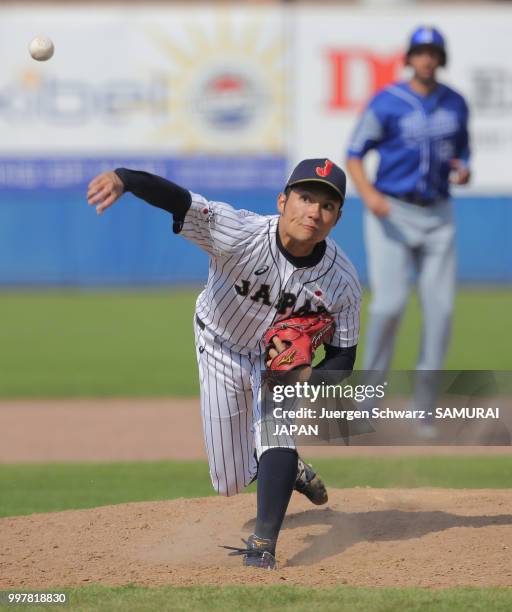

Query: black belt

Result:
[385,192,442,207]
[195,315,205,330]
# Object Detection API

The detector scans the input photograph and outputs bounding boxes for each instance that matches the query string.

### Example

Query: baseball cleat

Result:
[221,534,277,570]
[295,457,328,505]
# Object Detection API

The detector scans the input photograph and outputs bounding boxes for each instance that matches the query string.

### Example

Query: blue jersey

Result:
[347,81,470,201]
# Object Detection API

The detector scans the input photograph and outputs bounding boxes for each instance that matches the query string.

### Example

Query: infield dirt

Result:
[1,488,512,589]
[2,398,511,462]
[1,399,511,589]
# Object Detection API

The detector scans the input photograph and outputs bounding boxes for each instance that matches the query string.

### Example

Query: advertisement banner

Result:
[0,5,287,189]
[292,6,512,194]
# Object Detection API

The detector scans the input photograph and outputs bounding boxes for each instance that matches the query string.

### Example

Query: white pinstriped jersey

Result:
[179,193,361,355]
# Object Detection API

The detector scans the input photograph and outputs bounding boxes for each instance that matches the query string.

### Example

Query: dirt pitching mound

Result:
[2,488,512,589]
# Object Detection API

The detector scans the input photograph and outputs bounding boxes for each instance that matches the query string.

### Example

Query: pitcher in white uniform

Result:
[87,158,361,569]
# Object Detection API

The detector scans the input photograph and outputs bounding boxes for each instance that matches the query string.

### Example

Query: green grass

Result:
[1,585,512,612]
[0,461,217,517]
[1,456,511,518]
[312,456,512,489]
[393,290,512,370]
[0,290,512,398]
[0,291,198,397]
[0,289,511,397]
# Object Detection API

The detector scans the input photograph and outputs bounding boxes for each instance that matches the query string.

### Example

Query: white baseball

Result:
[28,36,54,61]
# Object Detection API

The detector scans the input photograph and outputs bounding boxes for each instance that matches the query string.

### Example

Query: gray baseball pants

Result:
[363,197,456,409]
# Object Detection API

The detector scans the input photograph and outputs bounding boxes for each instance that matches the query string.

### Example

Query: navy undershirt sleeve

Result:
[314,343,357,378]
[114,168,192,233]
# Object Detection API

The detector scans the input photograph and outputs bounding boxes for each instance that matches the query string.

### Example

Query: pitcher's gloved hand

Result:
[264,313,335,381]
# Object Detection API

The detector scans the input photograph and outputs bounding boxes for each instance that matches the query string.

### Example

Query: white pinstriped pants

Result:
[194,316,289,497]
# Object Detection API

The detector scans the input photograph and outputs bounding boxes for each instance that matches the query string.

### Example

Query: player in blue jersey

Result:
[346,26,471,423]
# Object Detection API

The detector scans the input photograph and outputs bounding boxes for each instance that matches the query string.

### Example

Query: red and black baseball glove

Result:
[264,312,335,372]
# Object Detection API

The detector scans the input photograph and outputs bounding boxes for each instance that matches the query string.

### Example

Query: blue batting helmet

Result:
[407,26,447,66]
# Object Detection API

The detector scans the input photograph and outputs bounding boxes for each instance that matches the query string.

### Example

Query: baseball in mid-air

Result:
[28,36,54,61]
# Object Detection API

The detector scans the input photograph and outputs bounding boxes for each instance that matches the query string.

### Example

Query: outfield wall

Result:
[1,189,510,285]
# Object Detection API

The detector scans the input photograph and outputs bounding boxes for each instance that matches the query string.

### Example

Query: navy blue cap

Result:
[285,158,346,204]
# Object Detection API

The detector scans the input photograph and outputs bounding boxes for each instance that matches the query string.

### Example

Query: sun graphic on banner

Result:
[145,12,287,153]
